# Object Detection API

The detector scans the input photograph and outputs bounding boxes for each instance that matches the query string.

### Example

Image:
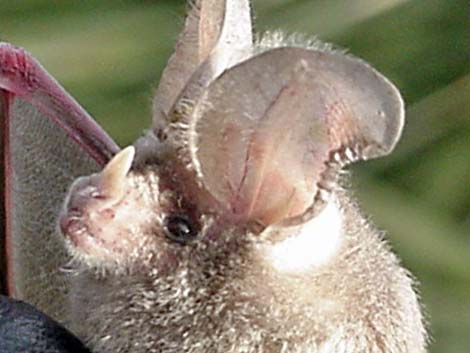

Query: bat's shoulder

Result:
[321,190,428,352]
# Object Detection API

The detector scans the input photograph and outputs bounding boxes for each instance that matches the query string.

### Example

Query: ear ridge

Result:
[175,47,404,226]
[229,60,321,224]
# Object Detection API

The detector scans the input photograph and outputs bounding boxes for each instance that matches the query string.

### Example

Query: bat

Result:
[0,0,427,352]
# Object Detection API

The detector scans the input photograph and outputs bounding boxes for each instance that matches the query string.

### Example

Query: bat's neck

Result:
[263,198,343,273]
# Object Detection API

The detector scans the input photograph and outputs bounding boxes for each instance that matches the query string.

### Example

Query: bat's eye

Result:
[164,215,197,245]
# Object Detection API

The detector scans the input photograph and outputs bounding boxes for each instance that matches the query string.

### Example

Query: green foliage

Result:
[1,1,468,351]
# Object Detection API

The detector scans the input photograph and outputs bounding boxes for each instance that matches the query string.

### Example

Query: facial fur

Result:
[63,156,426,352]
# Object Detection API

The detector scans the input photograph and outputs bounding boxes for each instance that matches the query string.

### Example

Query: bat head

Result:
[56,1,407,350]
[58,47,404,275]
[58,0,403,275]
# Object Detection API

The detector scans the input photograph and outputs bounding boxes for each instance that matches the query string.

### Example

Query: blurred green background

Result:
[0,0,468,351]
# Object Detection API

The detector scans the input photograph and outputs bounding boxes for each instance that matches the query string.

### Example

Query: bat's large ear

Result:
[186,47,404,227]
[153,0,252,130]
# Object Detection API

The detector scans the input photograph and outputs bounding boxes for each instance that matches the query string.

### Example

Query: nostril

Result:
[91,190,106,200]
[68,206,82,215]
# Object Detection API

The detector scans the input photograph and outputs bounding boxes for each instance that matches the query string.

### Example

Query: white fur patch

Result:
[265,199,343,273]
[318,327,348,353]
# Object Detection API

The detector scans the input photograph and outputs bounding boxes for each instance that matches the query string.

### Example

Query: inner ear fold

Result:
[153,0,252,130]
[189,47,404,226]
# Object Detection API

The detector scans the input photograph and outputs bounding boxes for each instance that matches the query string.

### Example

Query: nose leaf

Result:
[99,146,135,203]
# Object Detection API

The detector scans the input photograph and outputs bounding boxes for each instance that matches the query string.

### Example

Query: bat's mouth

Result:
[58,206,129,266]
[58,209,107,254]
[59,211,89,243]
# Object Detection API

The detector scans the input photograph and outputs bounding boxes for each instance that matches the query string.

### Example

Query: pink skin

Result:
[0,43,119,164]
[59,173,158,264]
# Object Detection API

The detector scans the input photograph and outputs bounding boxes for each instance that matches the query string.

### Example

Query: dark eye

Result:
[163,215,198,244]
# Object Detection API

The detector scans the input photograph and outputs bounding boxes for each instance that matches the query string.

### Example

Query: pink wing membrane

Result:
[0,43,119,165]
[0,43,119,323]
[191,47,404,226]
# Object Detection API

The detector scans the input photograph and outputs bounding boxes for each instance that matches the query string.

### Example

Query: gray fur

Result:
[67,164,427,352]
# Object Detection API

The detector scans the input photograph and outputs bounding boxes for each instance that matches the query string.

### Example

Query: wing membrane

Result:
[0,43,119,324]
[0,93,6,295]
